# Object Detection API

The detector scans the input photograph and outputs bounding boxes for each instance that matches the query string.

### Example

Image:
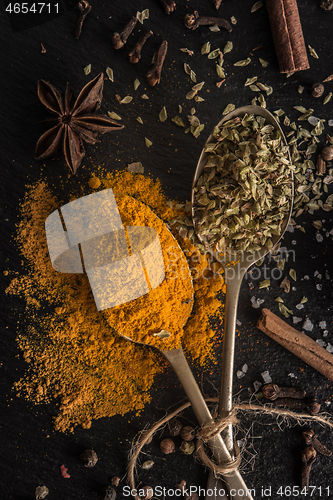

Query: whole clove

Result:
[301,446,316,490]
[272,397,320,416]
[316,155,326,175]
[311,83,325,98]
[302,429,332,456]
[262,383,306,400]
[128,31,153,64]
[74,1,92,40]
[159,0,176,14]
[147,40,168,86]
[184,11,232,32]
[112,17,137,50]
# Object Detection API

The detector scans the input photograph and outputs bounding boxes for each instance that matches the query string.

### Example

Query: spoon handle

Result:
[219,268,245,452]
[162,347,254,500]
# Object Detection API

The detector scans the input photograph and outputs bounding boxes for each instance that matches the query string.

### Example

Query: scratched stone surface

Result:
[0,1,333,499]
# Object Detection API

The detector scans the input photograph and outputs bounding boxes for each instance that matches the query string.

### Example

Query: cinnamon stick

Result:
[257,308,333,381]
[265,0,309,73]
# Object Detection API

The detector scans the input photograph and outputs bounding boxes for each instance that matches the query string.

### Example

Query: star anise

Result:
[35,73,124,174]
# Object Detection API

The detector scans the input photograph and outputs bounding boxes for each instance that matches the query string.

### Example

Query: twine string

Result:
[127,398,333,500]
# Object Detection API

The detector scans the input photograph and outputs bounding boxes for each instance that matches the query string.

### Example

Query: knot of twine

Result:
[196,412,241,476]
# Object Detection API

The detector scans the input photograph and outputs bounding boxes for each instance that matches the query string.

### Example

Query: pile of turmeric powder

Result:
[6,170,225,432]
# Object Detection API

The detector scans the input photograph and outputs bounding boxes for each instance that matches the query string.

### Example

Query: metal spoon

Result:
[104,197,254,500]
[191,105,294,488]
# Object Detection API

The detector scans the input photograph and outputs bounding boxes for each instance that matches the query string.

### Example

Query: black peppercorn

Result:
[168,418,183,436]
[160,438,175,454]
[80,449,98,467]
[180,425,195,441]
[311,83,324,98]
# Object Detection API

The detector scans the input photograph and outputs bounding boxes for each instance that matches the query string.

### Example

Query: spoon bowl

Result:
[191,105,294,452]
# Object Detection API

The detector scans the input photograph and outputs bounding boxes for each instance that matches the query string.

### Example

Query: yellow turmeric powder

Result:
[6,170,225,432]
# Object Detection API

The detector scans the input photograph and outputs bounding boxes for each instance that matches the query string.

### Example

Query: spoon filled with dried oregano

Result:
[192,105,294,455]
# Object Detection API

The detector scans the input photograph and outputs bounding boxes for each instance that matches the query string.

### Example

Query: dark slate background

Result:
[0,1,333,499]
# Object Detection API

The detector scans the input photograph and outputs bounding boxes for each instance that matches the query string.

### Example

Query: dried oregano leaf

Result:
[159,106,168,122]
[209,25,220,32]
[172,116,185,127]
[106,67,114,82]
[120,96,133,104]
[259,279,270,289]
[208,48,221,59]
[245,76,258,86]
[195,95,205,102]
[259,58,269,67]
[192,81,205,91]
[190,70,196,83]
[298,85,304,94]
[108,111,122,120]
[222,103,235,115]
[180,48,194,56]
[251,1,263,12]
[201,42,211,55]
[136,116,143,124]
[289,269,297,281]
[184,63,191,75]
[84,64,91,75]
[250,84,260,92]
[145,137,152,147]
[274,109,284,116]
[234,57,251,66]
[134,78,140,90]
[223,41,233,54]
[186,90,197,100]
[323,92,332,104]
[308,45,319,59]
[154,330,171,339]
[216,65,225,78]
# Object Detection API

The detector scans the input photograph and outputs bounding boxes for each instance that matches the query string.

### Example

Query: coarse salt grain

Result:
[326,343,333,353]
[308,116,320,125]
[296,304,304,310]
[323,330,329,337]
[236,319,242,326]
[316,232,324,242]
[251,296,265,309]
[288,373,297,378]
[261,371,272,384]
[293,317,302,324]
[319,321,327,329]
[303,318,314,331]
[237,370,245,379]
[316,284,322,290]
[242,364,248,373]
[303,275,309,280]
[253,381,262,392]
[316,339,327,347]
